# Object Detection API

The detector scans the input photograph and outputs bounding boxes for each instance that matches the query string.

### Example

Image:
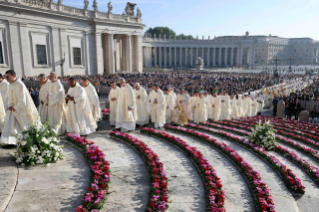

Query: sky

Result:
[64,0,319,39]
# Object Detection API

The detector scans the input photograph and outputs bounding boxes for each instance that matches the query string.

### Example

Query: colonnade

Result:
[143,46,254,68]
[102,33,143,74]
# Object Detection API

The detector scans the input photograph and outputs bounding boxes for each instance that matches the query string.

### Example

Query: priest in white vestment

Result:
[81,77,102,122]
[219,91,231,120]
[172,88,192,125]
[115,78,137,131]
[147,89,156,115]
[211,93,221,120]
[0,70,40,146]
[251,97,258,117]
[109,82,120,126]
[0,93,5,133]
[168,86,177,103]
[38,74,51,124]
[235,95,243,118]
[47,72,67,134]
[229,94,237,119]
[204,92,212,119]
[150,84,166,129]
[0,74,10,111]
[134,83,149,126]
[65,78,97,135]
[193,92,207,124]
[164,88,175,124]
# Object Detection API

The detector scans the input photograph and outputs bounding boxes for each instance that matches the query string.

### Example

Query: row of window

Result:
[0,43,82,66]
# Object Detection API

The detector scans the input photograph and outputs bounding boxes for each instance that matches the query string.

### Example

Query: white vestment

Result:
[165,93,175,124]
[0,94,5,132]
[147,90,156,115]
[236,97,243,118]
[219,95,231,120]
[1,79,40,145]
[245,98,252,117]
[109,86,120,126]
[206,95,212,119]
[116,84,137,131]
[151,89,166,128]
[172,93,192,125]
[134,87,149,126]
[66,83,97,135]
[229,98,237,119]
[0,79,9,111]
[211,96,221,120]
[47,80,67,134]
[84,83,101,122]
[251,99,258,116]
[38,79,51,124]
[194,96,207,124]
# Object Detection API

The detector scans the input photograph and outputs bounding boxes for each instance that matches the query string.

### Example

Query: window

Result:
[73,47,81,65]
[36,45,47,65]
[0,42,3,64]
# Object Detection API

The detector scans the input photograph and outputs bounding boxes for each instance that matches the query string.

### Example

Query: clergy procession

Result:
[109,75,306,131]
[0,69,308,147]
[0,70,101,147]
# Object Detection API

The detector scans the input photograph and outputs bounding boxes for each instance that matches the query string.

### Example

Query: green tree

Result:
[144,27,195,39]
[176,33,194,40]
[144,27,176,38]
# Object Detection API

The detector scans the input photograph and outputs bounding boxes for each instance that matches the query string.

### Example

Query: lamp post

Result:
[273,57,281,78]
[288,56,293,73]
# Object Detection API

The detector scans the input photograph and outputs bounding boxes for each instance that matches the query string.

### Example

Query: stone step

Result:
[167,131,254,212]
[195,131,299,212]
[86,133,150,212]
[133,133,206,212]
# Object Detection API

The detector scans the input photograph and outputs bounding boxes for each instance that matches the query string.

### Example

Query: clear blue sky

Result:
[64,0,319,39]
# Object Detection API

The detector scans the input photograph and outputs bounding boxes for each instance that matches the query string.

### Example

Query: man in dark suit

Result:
[294,99,302,120]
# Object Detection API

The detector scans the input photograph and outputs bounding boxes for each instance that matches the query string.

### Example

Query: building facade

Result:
[0,0,145,77]
[142,33,319,68]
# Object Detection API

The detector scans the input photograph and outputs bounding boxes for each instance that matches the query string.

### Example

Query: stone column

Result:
[131,35,142,72]
[201,47,204,59]
[169,47,172,66]
[230,48,233,66]
[174,47,177,66]
[207,48,210,67]
[185,47,188,66]
[159,47,162,67]
[8,22,22,75]
[225,47,228,66]
[125,35,132,72]
[19,23,32,76]
[154,47,157,67]
[218,47,221,65]
[164,47,167,67]
[196,47,199,61]
[180,47,182,66]
[213,48,216,66]
[190,47,193,66]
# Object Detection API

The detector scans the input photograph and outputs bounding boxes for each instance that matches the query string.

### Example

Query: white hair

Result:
[135,83,140,87]
[50,71,57,77]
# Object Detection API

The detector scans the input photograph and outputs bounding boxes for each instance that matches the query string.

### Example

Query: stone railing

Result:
[142,36,254,44]
[1,0,142,24]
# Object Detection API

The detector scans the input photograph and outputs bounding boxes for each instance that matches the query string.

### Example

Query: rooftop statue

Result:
[107,2,113,14]
[92,0,98,11]
[84,0,89,10]
[137,7,142,18]
[125,2,136,16]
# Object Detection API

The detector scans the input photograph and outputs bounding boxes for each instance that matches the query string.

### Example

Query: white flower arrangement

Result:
[248,120,277,151]
[13,122,64,166]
